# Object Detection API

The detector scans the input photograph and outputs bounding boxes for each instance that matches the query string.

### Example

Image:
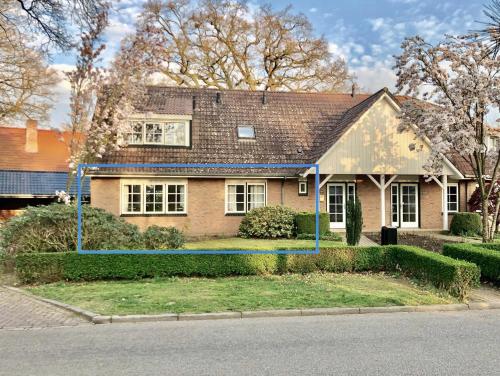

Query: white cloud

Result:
[353,61,398,93]
[309,7,317,13]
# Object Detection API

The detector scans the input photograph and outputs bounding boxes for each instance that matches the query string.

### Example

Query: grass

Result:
[27,273,456,315]
[184,237,343,250]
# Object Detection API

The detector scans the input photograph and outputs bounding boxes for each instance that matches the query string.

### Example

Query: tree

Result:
[134,0,351,92]
[468,181,500,231]
[395,35,500,242]
[0,1,59,121]
[0,0,106,51]
[478,0,500,57]
[63,8,147,196]
[346,198,363,246]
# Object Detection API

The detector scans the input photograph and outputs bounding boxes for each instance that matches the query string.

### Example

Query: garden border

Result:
[77,163,321,255]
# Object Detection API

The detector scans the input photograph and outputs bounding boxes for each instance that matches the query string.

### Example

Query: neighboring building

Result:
[0,120,90,220]
[90,86,478,237]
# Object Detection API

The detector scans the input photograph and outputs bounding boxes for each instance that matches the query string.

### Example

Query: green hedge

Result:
[295,212,330,235]
[15,245,479,299]
[295,233,342,241]
[385,245,480,298]
[449,212,482,236]
[443,243,500,282]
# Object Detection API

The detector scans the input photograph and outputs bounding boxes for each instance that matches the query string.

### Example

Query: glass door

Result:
[400,184,418,228]
[327,184,345,228]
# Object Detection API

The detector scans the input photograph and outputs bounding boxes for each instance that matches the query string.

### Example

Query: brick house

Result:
[89,86,477,237]
[0,120,90,220]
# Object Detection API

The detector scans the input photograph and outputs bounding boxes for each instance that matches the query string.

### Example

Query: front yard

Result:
[27,273,456,315]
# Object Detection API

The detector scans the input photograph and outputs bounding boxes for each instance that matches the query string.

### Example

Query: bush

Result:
[386,245,480,299]
[239,206,296,238]
[346,198,363,246]
[443,243,500,282]
[449,212,482,236]
[15,252,278,283]
[142,225,185,249]
[295,212,330,235]
[0,203,142,255]
[296,233,342,241]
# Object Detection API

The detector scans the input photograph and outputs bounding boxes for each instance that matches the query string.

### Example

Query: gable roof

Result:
[0,126,73,172]
[100,86,466,177]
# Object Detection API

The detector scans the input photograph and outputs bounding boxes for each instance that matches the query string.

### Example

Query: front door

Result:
[400,184,419,228]
[327,183,345,228]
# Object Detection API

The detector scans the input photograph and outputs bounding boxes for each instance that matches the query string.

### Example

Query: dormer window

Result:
[127,117,191,147]
[238,126,255,139]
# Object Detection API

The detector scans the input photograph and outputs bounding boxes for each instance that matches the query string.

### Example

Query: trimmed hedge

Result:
[296,233,342,241]
[449,212,482,236]
[385,245,480,299]
[443,243,500,282]
[15,245,480,299]
[239,206,296,239]
[295,212,330,235]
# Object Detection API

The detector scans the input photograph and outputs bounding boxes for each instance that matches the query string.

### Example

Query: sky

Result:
[47,0,493,128]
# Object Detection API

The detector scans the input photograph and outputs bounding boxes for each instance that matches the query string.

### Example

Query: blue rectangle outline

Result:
[77,163,320,255]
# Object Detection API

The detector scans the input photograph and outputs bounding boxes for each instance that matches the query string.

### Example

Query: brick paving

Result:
[0,287,88,330]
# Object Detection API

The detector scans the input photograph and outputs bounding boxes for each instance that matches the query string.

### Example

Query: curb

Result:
[3,286,500,325]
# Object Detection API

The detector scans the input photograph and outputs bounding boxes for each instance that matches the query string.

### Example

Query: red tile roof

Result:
[0,126,73,172]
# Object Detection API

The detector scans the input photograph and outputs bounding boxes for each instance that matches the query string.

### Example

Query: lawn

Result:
[184,237,343,250]
[27,273,456,315]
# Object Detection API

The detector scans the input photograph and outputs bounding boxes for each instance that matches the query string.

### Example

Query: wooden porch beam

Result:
[319,174,334,189]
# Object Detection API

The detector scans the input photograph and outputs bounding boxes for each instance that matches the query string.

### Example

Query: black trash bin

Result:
[381,226,398,245]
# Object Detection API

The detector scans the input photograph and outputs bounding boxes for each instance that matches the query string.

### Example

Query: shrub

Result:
[0,203,142,255]
[142,225,185,249]
[296,232,342,241]
[239,206,296,238]
[15,252,278,283]
[346,198,363,246]
[295,212,329,235]
[385,245,480,299]
[443,243,500,282]
[449,212,482,236]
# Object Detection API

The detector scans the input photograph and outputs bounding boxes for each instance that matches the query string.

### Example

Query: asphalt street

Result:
[1,310,499,375]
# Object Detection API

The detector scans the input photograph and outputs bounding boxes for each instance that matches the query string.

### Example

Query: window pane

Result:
[166,184,185,212]
[237,126,255,139]
[227,184,246,212]
[127,123,143,144]
[125,185,141,213]
[145,184,163,213]
[165,122,186,146]
[248,184,265,210]
[145,123,163,143]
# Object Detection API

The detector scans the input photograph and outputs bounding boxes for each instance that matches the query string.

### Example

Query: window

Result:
[227,184,246,213]
[145,123,163,144]
[391,184,399,225]
[123,184,142,213]
[121,181,187,215]
[167,184,185,212]
[145,184,163,213]
[247,184,265,211]
[226,181,266,213]
[447,183,458,212]
[237,126,255,139]
[165,122,186,146]
[128,123,143,144]
[298,181,308,196]
[347,183,356,203]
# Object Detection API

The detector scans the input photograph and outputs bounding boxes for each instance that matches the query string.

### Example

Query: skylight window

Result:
[238,126,255,139]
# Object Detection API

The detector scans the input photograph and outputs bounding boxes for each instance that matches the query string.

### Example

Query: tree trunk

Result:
[481,197,491,243]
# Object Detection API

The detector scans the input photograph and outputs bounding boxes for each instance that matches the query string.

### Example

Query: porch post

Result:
[442,174,448,230]
[380,174,386,227]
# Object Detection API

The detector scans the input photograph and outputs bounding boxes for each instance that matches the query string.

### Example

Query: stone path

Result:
[0,287,88,330]
[470,286,500,304]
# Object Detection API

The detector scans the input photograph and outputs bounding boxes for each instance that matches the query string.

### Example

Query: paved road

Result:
[0,287,87,329]
[1,310,499,375]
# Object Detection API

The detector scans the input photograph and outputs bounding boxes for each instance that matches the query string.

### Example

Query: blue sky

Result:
[48,0,491,127]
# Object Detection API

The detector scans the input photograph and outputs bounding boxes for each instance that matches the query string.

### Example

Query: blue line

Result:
[77,165,82,254]
[77,163,321,255]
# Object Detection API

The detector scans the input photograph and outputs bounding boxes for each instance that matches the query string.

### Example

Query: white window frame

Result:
[144,184,164,214]
[127,122,144,145]
[126,115,191,147]
[327,183,346,229]
[225,180,267,214]
[298,180,308,196]
[120,179,188,215]
[237,126,256,139]
[447,183,459,213]
[144,123,164,145]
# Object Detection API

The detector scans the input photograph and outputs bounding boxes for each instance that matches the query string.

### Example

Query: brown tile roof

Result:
[0,126,72,172]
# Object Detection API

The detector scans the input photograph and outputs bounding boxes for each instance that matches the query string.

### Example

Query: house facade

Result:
[90,86,477,237]
[0,120,90,220]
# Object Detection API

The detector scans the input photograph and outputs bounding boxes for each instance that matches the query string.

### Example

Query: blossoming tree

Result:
[395,35,499,242]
